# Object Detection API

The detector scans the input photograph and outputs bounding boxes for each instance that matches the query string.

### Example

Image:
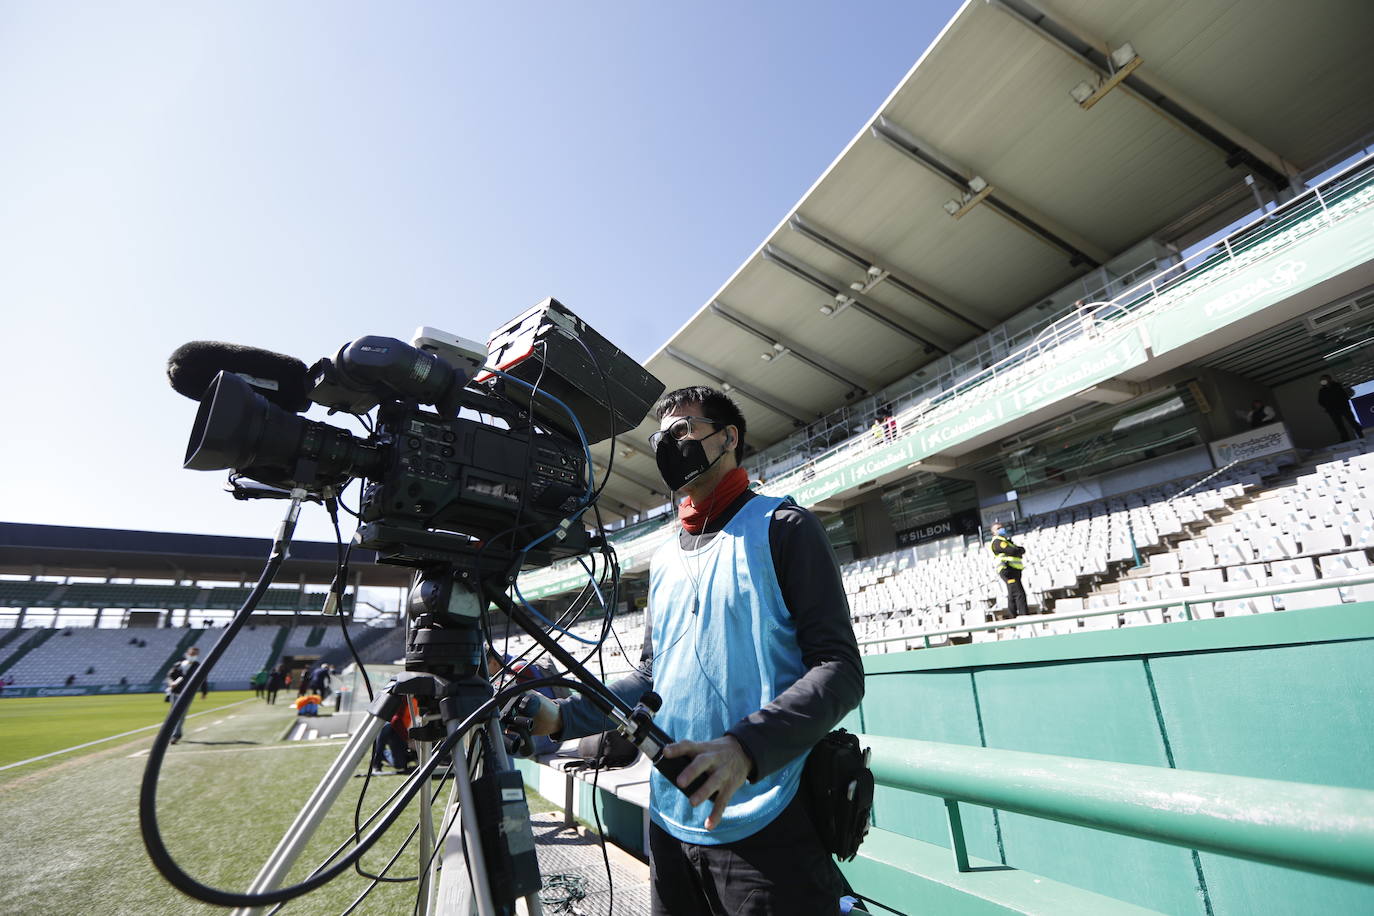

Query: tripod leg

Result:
[416,739,436,915]
[232,691,400,916]
[436,735,498,916]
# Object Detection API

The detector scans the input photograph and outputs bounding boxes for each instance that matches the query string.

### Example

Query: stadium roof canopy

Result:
[588,0,1374,517]
[0,522,413,588]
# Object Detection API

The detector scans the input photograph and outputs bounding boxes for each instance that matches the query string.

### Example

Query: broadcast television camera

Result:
[149,299,721,913]
[172,296,664,571]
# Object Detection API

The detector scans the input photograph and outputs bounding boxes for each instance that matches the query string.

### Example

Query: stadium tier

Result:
[1,626,193,690]
[6,4,1374,912]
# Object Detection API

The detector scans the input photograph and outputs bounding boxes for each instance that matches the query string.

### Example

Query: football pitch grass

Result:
[0,690,560,914]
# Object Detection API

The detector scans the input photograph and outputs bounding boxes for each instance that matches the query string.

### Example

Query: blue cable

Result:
[510,575,603,645]
[575,554,609,611]
[480,366,595,496]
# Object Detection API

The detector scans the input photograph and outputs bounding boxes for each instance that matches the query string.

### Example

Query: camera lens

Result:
[185,370,379,486]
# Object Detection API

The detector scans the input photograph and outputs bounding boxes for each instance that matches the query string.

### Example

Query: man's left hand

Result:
[660,734,752,831]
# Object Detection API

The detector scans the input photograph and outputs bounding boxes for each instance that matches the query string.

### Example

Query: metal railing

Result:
[859,571,1374,650]
[859,733,1374,884]
[524,568,1374,687]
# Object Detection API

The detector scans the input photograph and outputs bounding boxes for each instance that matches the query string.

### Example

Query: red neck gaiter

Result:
[678,467,751,535]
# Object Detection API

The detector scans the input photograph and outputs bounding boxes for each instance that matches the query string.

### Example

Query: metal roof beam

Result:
[788,214,990,333]
[707,300,877,394]
[600,437,657,462]
[871,117,1101,267]
[760,246,948,354]
[986,0,1292,191]
[606,465,672,501]
[663,347,813,426]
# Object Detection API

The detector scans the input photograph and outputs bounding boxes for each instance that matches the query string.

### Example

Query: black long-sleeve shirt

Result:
[556,489,864,781]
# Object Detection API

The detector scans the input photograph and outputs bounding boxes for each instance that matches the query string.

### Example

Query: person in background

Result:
[1239,399,1277,428]
[1317,375,1363,441]
[308,662,332,701]
[266,663,287,705]
[371,693,414,775]
[165,646,202,744]
[989,521,1028,618]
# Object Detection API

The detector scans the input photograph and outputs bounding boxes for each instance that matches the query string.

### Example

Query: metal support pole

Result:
[564,771,576,828]
[416,739,436,915]
[945,799,971,872]
[435,738,498,916]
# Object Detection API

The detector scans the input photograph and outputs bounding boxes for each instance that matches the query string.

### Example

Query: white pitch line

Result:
[137,741,349,758]
[0,698,255,772]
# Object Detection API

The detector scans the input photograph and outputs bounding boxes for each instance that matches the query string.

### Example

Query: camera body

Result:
[352,396,591,567]
[181,297,663,572]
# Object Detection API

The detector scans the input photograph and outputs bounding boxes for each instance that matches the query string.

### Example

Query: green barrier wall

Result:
[853,603,1374,914]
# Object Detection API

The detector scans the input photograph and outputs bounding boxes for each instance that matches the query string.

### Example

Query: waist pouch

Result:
[802,728,874,861]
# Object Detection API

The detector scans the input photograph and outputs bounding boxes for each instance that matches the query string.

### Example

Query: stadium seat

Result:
[1318,551,1373,577]
[1280,588,1343,610]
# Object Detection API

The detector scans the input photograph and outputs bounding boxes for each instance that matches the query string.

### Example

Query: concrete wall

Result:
[852,604,1374,915]
[1018,445,1214,516]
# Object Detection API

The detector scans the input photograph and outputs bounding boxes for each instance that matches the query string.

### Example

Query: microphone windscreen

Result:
[167,341,310,412]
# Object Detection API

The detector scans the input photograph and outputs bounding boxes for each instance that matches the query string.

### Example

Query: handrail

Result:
[858,733,1374,884]
[861,570,1374,649]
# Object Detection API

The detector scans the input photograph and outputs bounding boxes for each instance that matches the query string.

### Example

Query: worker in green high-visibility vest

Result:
[989,521,1028,618]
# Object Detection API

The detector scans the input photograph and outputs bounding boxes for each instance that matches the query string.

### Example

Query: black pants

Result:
[372,723,409,772]
[1328,409,1364,441]
[648,790,848,916]
[1002,569,1028,617]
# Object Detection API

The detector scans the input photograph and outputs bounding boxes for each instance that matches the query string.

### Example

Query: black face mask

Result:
[656,427,727,491]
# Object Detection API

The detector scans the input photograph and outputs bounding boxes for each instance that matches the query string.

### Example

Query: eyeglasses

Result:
[649,416,722,450]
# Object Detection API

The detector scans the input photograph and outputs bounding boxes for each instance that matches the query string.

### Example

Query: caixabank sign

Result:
[763,329,1148,509]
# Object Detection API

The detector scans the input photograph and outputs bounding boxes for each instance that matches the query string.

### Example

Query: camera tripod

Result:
[228,555,659,916]
[141,492,688,916]
[231,669,540,916]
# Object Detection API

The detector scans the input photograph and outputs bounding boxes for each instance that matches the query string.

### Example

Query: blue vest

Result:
[648,495,807,845]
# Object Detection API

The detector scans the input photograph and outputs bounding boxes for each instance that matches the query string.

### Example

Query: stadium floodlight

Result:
[772,342,786,353]
[943,199,962,216]
[1069,81,1095,104]
[761,351,775,360]
[968,175,988,193]
[819,304,835,315]
[1110,42,1137,72]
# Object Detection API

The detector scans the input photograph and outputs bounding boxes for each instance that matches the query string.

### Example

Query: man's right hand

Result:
[525,694,562,737]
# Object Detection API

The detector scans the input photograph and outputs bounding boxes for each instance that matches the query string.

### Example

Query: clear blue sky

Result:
[0,1,958,548]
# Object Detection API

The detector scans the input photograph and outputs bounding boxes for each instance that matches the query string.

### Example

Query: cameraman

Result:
[528,386,864,916]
